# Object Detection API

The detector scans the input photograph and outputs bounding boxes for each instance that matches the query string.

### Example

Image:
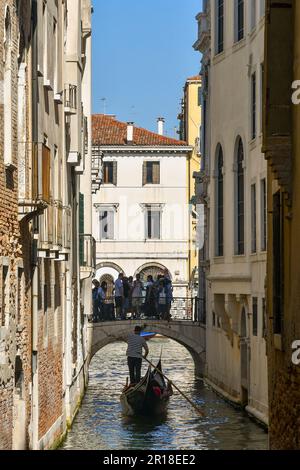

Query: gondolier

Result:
[126,326,149,385]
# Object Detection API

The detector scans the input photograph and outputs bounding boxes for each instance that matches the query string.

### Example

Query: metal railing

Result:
[91,297,204,323]
[64,84,77,112]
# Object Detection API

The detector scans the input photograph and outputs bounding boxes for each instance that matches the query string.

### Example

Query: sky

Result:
[92,0,202,137]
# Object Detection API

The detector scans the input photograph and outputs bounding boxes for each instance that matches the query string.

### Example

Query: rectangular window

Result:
[260,63,264,133]
[17,267,24,325]
[261,178,267,251]
[260,0,265,18]
[146,209,161,239]
[253,297,258,336]
[262,298,267,339]
[235,0,244,42]
[273,191,283,334]
[212,312,216,327]
[250,0,257,30]
[1,266,9,327]
[99,210,114,240]
[143,162,160,185]
[103,162,116,184]
[103,162,113,184]
[216,0,224,54]
[251,183,257,253]
[251,72,256,139]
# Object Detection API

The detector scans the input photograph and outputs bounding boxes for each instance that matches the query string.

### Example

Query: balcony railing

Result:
[64,84,77,114]
[91,297,205,323]
[80,234,96,271]
[62,206,71,253]
[32,143,51,205]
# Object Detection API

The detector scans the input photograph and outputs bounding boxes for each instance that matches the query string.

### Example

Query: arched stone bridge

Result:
[88,320,206,376]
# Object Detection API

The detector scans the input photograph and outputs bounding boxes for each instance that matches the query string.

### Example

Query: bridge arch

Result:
[89,320,206,376]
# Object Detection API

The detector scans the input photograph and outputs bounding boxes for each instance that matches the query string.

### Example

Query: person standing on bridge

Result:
[126,325,149,385]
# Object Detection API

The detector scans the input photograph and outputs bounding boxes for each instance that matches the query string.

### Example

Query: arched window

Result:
[236,138,245,255]
[216,145,224,256]
[4,6,13,167]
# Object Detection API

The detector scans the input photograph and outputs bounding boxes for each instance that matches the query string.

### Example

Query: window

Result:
[99,210,114,240]
[216,146,224,256]
[143,162,160,185]
[253,297,258,336]
[215,0,224,54]
[235,0,244,42]
[260,63,264,133]
[251,183,257,253]
[259,0,265,18]
[251,72,256,139]
[146,208,161,240]
[103,161,117,185]
[4,7,12,166]
[261,178,267,251]
[262,298,267,339]
[236,138,245,255]
[250,0,257,31]
[17,267,24,325]
[1,265,9,326]
[273,191,283,334]
[212,312,216,327]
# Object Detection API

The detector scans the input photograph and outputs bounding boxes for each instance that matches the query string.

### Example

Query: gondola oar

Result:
[143,356,205,417]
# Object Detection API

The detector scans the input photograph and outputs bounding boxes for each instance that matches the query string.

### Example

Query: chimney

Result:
[127,122,134,143]
[157,117,165,136]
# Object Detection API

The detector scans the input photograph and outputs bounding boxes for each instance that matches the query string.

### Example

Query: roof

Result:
[92,114,188,147]
[186,75,201,82]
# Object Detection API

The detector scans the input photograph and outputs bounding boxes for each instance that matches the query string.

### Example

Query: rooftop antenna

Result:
[101,97,107,115]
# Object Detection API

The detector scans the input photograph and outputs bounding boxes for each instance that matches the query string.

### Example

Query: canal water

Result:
[61,338,268,450]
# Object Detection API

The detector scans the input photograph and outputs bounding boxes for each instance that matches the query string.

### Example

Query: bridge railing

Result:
[92,297,205,323]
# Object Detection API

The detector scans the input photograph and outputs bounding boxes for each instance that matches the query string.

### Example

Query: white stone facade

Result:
[194,0,268,424]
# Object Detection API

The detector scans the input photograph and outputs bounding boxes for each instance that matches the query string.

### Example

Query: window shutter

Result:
[79,193,84,265]
[108,210,114,239]
[153,162,160,184]
[113,161,117,186]
[143,162,147,186]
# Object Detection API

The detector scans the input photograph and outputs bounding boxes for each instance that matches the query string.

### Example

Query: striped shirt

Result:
[126,333,149,358]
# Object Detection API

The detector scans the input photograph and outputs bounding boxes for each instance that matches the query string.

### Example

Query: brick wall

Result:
[0,0,32,449]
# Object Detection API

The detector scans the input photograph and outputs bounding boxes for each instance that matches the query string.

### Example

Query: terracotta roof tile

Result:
[92,114,188,147]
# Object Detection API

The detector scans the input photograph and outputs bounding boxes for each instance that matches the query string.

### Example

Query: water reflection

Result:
[62,338,268,450]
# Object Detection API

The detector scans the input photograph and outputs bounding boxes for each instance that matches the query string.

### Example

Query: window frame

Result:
[251,71,257,140]
[252,297,258,336]
[216,145,224,257]
[251,183,257,253]
[99,209,115,240]
[235,138,245,255]
[146,207,161,240]
[215,0,224,54]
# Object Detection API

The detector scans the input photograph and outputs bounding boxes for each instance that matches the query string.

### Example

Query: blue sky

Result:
[92,0,202,136]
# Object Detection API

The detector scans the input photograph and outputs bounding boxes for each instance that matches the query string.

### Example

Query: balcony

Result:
[18,143,50,220]
[193,12,210,53]
[80,234,96,277]
[61,206,72,254]
[64,84,77,115]
[52,204,63,250]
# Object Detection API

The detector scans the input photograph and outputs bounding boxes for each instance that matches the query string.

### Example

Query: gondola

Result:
[120,359,173,416]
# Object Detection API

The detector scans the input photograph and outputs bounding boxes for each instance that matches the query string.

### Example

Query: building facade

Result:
[194,0,268,424]
[178,76,202,296]
[263,0,300,449]
[0,0,94,450]
[92,115,192,304]
[0,0,32,450]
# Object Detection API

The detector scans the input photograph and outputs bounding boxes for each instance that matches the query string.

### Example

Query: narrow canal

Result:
[61,338,268,450]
